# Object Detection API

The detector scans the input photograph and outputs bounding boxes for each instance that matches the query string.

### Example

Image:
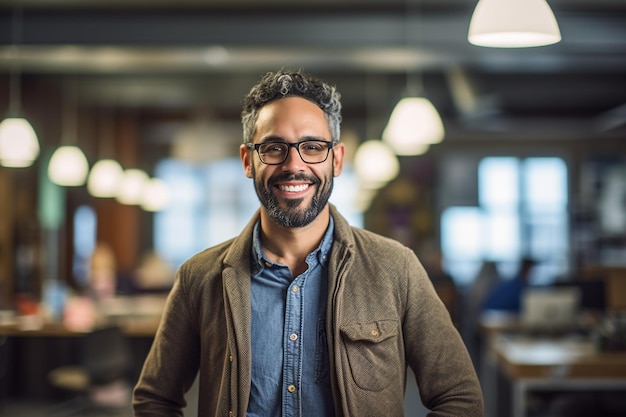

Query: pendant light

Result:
[116,168,149,205]
[354,76,399,190]
[48,81,89,186]
[468,0,561,48]
[382,0,444,155]
[88,108,123,197]
[0,6,40,168]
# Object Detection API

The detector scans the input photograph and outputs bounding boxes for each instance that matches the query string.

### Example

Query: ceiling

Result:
[0,0,625,144]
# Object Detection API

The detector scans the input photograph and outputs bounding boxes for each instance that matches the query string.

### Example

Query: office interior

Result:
[0,1,625,416]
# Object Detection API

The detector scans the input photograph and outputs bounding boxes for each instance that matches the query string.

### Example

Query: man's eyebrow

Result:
[258,135,285,143]
[259,135,328,143]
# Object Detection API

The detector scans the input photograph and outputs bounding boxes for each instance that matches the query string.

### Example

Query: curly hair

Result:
[241,69,342,144]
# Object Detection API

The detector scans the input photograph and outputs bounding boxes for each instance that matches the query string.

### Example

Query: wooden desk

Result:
[0,295,165,338]
[490,333,626,417]
[0,317,160,338]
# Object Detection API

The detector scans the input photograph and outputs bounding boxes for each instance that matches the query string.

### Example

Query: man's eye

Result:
[262,144,287,153]
[301,142,324,152]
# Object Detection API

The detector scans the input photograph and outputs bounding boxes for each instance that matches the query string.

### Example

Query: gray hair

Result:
[241,70,342,144]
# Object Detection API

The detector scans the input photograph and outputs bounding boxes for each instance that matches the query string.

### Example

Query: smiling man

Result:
[133,70,483,417]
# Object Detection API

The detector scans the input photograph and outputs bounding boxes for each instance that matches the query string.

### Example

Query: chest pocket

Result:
[340,319,401,391]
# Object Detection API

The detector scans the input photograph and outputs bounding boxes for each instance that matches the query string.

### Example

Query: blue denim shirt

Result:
[247,218,335,417]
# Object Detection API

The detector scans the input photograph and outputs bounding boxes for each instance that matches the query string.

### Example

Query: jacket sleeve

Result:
[403,251,484,417]
[133,265,201,416]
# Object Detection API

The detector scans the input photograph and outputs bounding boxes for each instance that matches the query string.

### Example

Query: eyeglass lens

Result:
[258,141,330,164]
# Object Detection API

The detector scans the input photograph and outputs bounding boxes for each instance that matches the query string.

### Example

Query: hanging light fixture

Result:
[88,159,124,197]
[116,168,149,205]
[383,0,445,155]
[0,6,40,168]
[354,140,400,190]
[88,108,123,197]
[382,97,442,154]
[48,80,89,186]
[140,178,172,212]
[468,0,561,48]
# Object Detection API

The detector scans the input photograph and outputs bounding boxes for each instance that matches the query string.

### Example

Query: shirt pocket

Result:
[340,319,400,391]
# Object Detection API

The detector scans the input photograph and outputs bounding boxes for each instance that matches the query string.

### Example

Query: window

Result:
[442,157,568,286]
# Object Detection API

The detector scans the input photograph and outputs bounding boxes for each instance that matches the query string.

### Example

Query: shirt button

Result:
[371,330,379,337]
[289,333,298,341]
[291,285,298,293]
[264,261,272,268]
[287,385,297,393]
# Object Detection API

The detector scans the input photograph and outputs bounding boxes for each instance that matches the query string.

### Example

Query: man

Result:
[133,70,483,416]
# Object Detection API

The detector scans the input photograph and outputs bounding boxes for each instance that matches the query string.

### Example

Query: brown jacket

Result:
[133,206,483,416]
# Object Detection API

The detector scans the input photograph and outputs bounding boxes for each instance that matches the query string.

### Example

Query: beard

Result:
[252,166,334,228]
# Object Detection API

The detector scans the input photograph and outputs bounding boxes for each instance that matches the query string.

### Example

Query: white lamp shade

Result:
[87,159,124,198]
[48,145,89,186]
[382,97,443,155]
[116,169,149,205]
[0,117,40,168]
[468,0,561,48]
[141,178,171,212]
[354,140,399,189]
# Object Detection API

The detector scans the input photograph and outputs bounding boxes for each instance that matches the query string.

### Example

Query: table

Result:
[490,333,626,417]
[0,295,165,400]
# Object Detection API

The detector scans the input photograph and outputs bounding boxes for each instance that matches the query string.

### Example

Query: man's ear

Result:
[240,144,253,178]
[332,142,345,177]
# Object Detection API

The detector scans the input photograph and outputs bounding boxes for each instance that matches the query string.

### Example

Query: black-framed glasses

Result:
[246,140,334,165]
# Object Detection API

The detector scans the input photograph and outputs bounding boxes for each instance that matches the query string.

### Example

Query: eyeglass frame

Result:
[245,139,335,165]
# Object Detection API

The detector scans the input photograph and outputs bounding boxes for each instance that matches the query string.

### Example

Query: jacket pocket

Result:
[340,319,400,391]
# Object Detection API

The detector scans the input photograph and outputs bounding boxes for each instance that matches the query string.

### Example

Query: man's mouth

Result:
[278,184,310,193]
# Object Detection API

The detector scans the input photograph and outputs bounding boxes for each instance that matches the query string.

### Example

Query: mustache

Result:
[268,172,320,187]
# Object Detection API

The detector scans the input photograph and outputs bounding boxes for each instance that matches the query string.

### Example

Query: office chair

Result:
[47,325,133,416]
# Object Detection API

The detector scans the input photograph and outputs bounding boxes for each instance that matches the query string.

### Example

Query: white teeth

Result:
[279,184,309,192]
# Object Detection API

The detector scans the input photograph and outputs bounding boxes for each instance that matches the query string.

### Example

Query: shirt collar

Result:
[251,215,335,272]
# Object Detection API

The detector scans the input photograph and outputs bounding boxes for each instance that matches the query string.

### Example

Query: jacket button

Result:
[371,330,379,337]
[287,385,297,393]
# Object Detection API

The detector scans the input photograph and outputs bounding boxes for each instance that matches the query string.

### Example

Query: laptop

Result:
[520,286,582,333]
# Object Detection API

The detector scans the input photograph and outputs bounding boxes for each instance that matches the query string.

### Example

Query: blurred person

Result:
[482,257,537,312]
[133,70,483,417]
[133,250,175,293]
[420,240,460,327]
[88,242,118,301]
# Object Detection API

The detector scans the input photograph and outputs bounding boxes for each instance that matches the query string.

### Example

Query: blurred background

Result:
[0,1,625,416]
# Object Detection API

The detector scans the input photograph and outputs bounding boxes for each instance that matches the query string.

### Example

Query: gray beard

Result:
[253,169,333,228]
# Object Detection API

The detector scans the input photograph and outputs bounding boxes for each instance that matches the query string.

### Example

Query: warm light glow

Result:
[141,178,172,212]
[48,145,89,186]
[382,97,443,155]
[353,140,399,189]
[468,0,561,48]
[87,159,124,198]
[116,169,149,205]
[0,117,40,167]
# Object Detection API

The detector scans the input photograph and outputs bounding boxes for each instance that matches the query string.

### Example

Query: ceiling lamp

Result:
[87,159,124,197]
[383,0,445,156]
[468,0,561,48]
[354,140,400,190]
[116,168,149,205]
[88,108,123,197]
[382,97,442,155]
[48,81,89,186]
[141,178,172,212]
[0,118,40,167]
[48,145,89,186]
[0,7,40,168]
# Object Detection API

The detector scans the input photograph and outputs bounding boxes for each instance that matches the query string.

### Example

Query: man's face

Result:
[240,96,344,228]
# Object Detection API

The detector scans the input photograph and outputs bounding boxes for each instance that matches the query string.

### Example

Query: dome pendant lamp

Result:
[468,0,562,48]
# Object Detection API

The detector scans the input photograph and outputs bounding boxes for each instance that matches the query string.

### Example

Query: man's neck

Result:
[259,207,330,276]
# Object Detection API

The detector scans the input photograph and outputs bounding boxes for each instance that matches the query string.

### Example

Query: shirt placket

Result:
[283,273,306,417]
